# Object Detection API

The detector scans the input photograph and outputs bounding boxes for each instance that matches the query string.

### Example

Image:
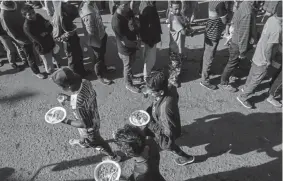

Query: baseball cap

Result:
[51,67,77,87]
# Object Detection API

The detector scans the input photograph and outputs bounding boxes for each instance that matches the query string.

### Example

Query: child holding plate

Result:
[51,67,120,162]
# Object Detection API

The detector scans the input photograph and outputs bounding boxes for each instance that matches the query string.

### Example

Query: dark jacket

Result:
[23,14,55,55]
[139,2,162,47]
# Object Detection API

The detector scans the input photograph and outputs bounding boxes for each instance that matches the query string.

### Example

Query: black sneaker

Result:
[11,63,23,72]
[126,84,141,93]
[200,81,217,90]
[174,155,195,166]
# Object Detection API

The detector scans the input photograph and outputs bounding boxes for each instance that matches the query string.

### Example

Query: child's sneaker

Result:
[69,139,89,148]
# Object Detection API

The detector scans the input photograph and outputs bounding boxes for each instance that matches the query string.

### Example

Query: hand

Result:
[238,54,246,60]
[57,93,69,106]
[40,32,48,37]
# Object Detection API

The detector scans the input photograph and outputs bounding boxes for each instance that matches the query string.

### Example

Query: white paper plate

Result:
[94,160,121,181]
[129,110,150,127]
[45,107,66,124]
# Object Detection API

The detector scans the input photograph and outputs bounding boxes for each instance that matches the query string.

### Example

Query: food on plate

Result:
[97,162,119,181]
[47,109,65,123]
[130,110,149,125]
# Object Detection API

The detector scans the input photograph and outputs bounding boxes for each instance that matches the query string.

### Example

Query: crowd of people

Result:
[0,0,282,180]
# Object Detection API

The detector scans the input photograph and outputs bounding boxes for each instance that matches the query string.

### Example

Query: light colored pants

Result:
[39,51,55,73]
[143,44,157,79]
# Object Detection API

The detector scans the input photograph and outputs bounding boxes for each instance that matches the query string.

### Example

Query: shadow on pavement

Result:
[184,156,281,181]
[0,167,15,181]
[0,91,39,105]
[178,112,282,163]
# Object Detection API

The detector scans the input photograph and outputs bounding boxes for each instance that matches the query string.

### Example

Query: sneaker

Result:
[267,96,282,108]
[69,139,88,148]
[102,155,122,162]
[106,66,116,73]
[11,63,23,72]
[98,77,113,85]
[200,81,217,90]
[34,73,46,79]
[174,155,195,166]
[237,96,252,109]
[126,84,141,93]
[219,84,238,92]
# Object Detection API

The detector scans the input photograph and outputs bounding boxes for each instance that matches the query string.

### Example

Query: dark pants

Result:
[20,43,40,74]
[240,62,268,100]
[221,42,241,85]
[118,52,136,85]
[169,50,183,85]
[0,35,17,64]
[63,34,87,77]
[201,37,220,82]
[269,68,282,97]
[92,34,107,78]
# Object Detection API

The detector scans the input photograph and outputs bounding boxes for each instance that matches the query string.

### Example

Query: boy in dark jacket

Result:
[22,5,60,74]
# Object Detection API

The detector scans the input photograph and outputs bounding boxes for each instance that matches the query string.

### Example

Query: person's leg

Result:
[267,69,282,107]
[39,51,55,74]
[12,41,28,66]
[0,35,21,70]
[168,51,182,87]
[143,43,157,80]
[237,63,268,108]
[22,44,45,78]
[220,42,240,92]
[201,37,219,90]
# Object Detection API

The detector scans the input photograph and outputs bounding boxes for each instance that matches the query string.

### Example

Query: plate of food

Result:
[94,160,121,181]
[129,110,150,126]
[45,107,66,124]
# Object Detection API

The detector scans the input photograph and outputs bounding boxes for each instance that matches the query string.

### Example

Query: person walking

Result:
[139,1,162,82]
[111,1,142,93]
[0,1,45,79]
[220,1,258,92]
[79,0,116,85]
[51,67,121,162]
[200,1,230,90]
[237,6,282,109]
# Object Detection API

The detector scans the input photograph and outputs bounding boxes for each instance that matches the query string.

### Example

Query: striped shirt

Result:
[205,1,229,42]
[231,1,257,55]
[72,79,100,130]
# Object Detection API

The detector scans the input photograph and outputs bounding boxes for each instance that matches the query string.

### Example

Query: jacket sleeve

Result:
[237,14,251,55]
[23,23,42,45]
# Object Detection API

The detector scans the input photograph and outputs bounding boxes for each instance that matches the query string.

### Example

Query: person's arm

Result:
[237,14,252,58]
[265,31,280,66]
[81,14,102,47]
[23,22,42,45]
[62,118,86,128]
[62,107,88,128]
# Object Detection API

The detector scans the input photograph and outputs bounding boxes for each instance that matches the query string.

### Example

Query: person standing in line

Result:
[111,1,142,93]
[21,5,60,75]
[0,1,45,79]
[79,0,116,85]
[168,1,193,88]
[0,22,22,71]
[52,1,89,78]
[51,67,121,162]
[139,1,162,82]
[237,6,282,109]
[114,124,166,181]
[199,1,230,90]
[144,71,195,166]
[219,1,258,92]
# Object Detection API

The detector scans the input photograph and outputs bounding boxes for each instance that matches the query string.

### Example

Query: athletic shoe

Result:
[219,84,238,92]
[267,96,282,108]
[237,96,252,109]
[200,81,217,90]
[174,155,195,166]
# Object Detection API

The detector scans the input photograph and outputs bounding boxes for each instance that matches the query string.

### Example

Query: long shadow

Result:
[184,155,281,181]
[177,112,282,163]
[0,167,15,181]
[0,90,39,104]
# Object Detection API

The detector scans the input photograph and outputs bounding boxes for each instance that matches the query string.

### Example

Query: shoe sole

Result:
[237,97,252,109]
[200,82,216,90]
[126,86,140,94]
[174,156,195,166]
[266,99,282,108]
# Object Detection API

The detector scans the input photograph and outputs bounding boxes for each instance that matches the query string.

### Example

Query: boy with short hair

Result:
[168,1,192,88]
[144,70,195,166]
[51,67,120,162]
[22,4,60,74]
[115,124,165,181]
